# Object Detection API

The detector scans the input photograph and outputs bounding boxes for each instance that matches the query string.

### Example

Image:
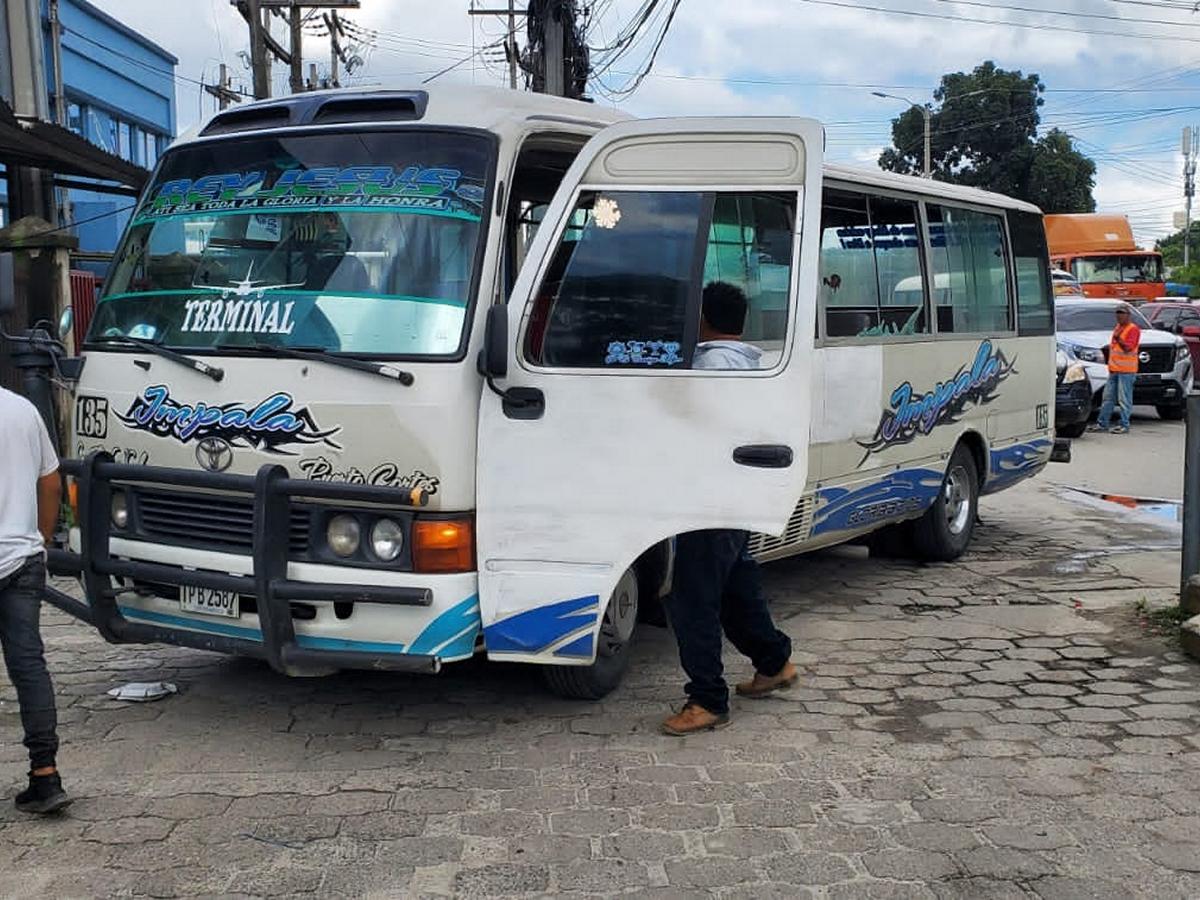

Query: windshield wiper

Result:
[92,335,224,382]
[214,342,414,385]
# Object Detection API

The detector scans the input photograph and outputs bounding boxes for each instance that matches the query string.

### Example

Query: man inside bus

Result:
[661,281,798,736]
[1090,303,1141,435]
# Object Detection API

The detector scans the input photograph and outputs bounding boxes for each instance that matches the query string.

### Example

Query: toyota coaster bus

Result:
[47,86,1059,699]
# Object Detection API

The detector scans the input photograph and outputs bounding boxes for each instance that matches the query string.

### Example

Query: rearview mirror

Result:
[479,304,508,379]
[58,306,73,340]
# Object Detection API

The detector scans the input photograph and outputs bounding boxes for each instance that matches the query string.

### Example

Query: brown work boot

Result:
[661,702,730,736]
[735,661,799,698]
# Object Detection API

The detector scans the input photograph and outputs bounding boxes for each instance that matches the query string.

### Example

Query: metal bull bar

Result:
[45,451,443,675]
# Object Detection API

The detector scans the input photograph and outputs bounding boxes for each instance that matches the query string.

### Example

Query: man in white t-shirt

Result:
[661,282,797,736]
[0,386,69,813]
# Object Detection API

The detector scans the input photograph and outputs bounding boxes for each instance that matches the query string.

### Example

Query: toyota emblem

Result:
[1139,350,1151,364]
[195,437,233,472]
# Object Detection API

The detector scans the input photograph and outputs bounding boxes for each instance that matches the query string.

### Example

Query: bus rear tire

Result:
[542,568,638,700]
[910,446,978,563]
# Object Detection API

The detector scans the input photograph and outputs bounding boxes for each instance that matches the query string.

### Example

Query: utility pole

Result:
[204,63,243,110]
[873,91,932,178]
[48,0,66,126]
[542,1,565,97]
[1185,126,1198,268]
[288,2,304,94]
[3,0,57,224]
[325,12,341,88]
[247,0,271,99]
[468,3,526,90]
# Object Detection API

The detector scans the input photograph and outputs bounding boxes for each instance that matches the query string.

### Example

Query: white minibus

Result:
[48,86,1058,699]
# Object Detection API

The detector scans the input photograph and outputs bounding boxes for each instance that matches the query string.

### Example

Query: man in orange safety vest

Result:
[1091,304,1141,435]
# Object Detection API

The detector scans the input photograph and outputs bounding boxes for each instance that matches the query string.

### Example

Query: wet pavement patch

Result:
[1065,487,1183,523]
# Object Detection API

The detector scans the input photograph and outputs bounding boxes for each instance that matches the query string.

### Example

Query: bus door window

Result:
[523,190,797,370]
[927,205,1012,334]
[871,196,925,336]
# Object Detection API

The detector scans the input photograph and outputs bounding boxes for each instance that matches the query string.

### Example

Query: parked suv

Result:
[1056,299,1192,420]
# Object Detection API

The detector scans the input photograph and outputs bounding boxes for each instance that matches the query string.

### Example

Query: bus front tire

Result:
[909,446,979,563]
[542,568,639,700]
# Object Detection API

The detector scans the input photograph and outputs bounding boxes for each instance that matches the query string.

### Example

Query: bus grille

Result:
[747,496,815,558]
[130,487,311,557]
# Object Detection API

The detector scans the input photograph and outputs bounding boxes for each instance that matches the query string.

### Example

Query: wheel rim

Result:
[597,569,638,658]
[943,464,972,536]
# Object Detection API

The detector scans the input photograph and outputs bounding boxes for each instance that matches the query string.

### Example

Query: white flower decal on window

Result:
[593,196,622,230]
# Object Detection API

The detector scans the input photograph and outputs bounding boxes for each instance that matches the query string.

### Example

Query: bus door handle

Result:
[733,444,793,468]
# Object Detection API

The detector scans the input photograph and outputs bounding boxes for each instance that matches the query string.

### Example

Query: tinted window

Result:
[1073,255,1163,284]
[928,205,1012,333]
[525,190,796,369]
[819,188,927,339]
[1150,306,1180,328]
[1009,210,1053,336]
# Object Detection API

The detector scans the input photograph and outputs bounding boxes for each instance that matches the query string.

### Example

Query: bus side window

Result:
[927,204,1012,335]
[819,187,928,340]
[1009,210,1054,336]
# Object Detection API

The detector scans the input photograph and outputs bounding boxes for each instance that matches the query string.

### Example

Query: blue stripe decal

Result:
[985,439,1052,493]
[293,634,407,654]
[811,468,943,537]
[408,594,481,658]
[553,631,594,659]
[118,606,264,642]
[484,595,600,655]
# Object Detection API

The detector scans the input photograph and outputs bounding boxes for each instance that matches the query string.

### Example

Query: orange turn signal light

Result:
[67,479,79,524]
[412,518,475,574]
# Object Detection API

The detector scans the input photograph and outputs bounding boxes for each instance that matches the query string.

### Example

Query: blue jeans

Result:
[0,557,59,770]
[663,531,792,715]
[1097,372,1135,429]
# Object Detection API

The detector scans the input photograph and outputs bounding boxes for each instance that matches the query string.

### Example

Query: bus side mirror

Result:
[479,304,508,380]
[0,253,14,319]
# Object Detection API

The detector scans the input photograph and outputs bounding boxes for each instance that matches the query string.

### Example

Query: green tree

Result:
[1154,222,1200,269]
[879,61,1096,213]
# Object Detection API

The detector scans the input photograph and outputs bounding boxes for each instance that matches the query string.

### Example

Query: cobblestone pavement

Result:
[1,478,1195,899]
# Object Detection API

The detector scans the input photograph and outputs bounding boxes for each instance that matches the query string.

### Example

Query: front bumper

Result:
[47,452,458,675]
[1133,375,1187,407]
[1055,377,1091,426]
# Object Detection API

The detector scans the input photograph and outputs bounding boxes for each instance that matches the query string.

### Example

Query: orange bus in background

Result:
[1045,213,1165,301]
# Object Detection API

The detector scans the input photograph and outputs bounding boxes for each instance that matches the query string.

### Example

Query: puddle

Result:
[1068,487,1183,523]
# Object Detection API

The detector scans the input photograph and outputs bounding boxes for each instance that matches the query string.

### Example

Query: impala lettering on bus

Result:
[118,385,342,454]
[858,340,1015,463]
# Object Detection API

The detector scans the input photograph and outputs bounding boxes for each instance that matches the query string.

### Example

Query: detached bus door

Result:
[476,118,824,664]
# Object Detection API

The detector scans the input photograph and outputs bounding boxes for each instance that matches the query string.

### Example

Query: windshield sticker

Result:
[117,385,342,454]
[182,298,298,334]
[604,340,684,366]
[594,196,622,229]
[858,340,1015,464]
[298,456,439,495]
[137,166,484,222]
[245,214,282,242]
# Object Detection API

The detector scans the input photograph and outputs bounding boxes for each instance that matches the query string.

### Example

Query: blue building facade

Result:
[0,0,176,254]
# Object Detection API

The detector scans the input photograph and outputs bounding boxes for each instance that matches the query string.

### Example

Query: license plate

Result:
[179,584,239,619]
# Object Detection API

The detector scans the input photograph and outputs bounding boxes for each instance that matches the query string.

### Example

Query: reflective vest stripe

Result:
[1109,324,1138,373]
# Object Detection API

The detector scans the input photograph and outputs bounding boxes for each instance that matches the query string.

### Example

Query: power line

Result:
[928,0,1200,30]
[792,0,1200,44]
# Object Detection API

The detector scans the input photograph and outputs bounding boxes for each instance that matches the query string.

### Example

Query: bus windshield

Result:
[1071,254,1163,285]
[89,130,493,357]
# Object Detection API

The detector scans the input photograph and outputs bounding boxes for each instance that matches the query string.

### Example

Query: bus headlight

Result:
[111,491,129,529]
[370,518,404,562]
[326,515,361,558]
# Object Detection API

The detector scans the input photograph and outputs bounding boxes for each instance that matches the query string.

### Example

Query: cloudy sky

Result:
[94,0,1200,245]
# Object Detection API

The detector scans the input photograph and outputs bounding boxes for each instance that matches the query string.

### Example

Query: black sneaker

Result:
[15,772,71,814]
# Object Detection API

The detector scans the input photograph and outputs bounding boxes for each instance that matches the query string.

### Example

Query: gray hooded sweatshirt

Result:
[692,340,763,371]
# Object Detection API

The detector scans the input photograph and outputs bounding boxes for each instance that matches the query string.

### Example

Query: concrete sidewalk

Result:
[0,475,1193,899]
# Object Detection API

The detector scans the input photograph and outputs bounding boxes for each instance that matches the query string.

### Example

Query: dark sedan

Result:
[1055,350,1091,439]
